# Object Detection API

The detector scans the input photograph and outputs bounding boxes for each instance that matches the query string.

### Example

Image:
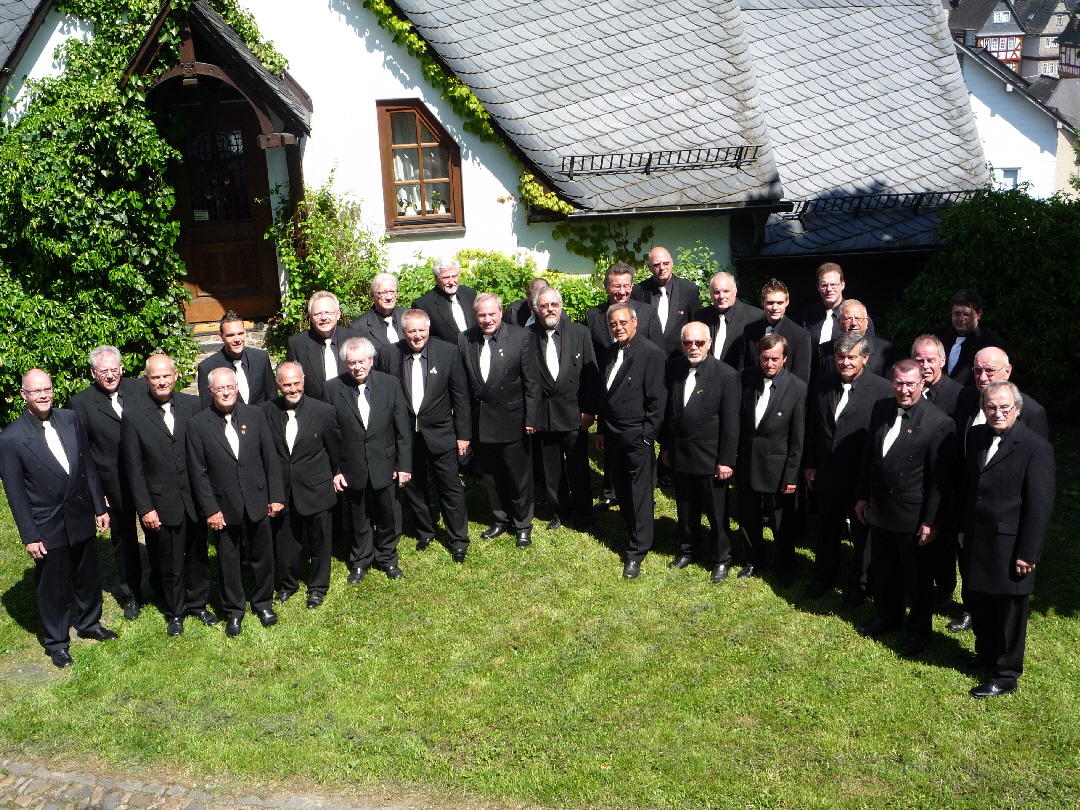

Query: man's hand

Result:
[716,464,733,481]
[394,471,412,487]
[334,473,348,492]
[595,434,605,453]
[917,523,938,545]
[525,425,537,435]
[207,511,225,531]
[781,483,797,495]
[268,502,285,517]
[1016,558,1036,576]
[25,542,46,560]
[660,449,670,466]
[957,532,965,549]
[855,500,869,524]
[456,440,470,456]
[579,413,595,431]
[804,468,816,489]
[141,510,161,531]
[96,513,110,533]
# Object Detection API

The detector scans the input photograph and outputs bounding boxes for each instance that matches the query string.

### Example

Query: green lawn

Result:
[1,429,1078,809]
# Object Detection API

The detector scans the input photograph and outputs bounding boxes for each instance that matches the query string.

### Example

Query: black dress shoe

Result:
[737,565,757,579]
[899,634,928,657]
[166,617,184,637]
[970,680,1016,699]
[274,590,294,604]
[49,648,73,668]
[711,564,730,583]
[935,591,957,614]
[382,565,404,580]
[842,588,866,608]
[515,529,532,548]
[347,567,367,585]
[416,536,435,551]
[955,653,985,671]
[451,548,467,563]
[481,523,510,539]
[668,555,692,570]
[622,559,641,579]
[306,592,324,609]
[947,611,973,633]
[857,614,903,638]
[189,608,221,626]
[594,497,616,511]
[579,520,605,538]
[225,618,242,638]
[257,608,278,627]
[122,599,141,621]
[77,626,118,641]
[545,516,562,531]
[805,579,831,599]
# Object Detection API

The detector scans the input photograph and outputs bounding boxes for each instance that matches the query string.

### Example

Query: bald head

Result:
[973,346,1012,392]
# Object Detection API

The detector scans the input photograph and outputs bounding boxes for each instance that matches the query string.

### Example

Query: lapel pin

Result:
[241,425,247,435]
[429,367,438,374]
[777,411,783,416]
[907,428,913,433]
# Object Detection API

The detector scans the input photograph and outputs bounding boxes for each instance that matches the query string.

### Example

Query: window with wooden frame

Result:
[377,100,464,233]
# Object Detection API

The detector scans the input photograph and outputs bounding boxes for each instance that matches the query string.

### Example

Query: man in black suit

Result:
[691,271,763,371]
[349,273,406,351]
[804,333,893,601]
[742,279,812,384]
[262,362,342,609]
[504,277,549,328]
[0,369,117,668]
[412,257,478,344]
[328,337,413,581]
[855,359,955,657]
[912,334,963,417]
[459,293,542,547]
[186,367,285,637]
[528,287,599,532]
[660,321,740,582]
[631,246,701,357]
[376,309,472,562]
[121,354,218,636]
[596,302,667,578]
[736,333,807,585]
[958,381,1055,698]
[802,263,876,375]
[931,289,1006,387]
[69,345,145,620]
[197,312,276,408]
[285,291,360,402]
[828,300,897,379]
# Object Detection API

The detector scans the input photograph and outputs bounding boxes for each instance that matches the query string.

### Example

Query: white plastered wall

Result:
[3,9,92,122]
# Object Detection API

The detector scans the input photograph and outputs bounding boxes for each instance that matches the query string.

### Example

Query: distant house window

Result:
[999,168,1020,188]
[993,10,1009,22]
[376,100,464,232]
[1043,36,1058,48]
[1046,60,1060,76]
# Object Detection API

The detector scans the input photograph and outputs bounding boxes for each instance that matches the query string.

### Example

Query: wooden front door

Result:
[173,101,280,323]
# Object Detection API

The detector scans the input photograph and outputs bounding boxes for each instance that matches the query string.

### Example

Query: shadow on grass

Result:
[0,565,40,638]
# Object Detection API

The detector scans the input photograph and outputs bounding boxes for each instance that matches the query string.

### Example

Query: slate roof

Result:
[945,0,1001,33]
[958,39,1073,126]
[1027,72,1080,124]
[0,0,48,88]
[1057,11,1080,44]
[1012,0,1062,33]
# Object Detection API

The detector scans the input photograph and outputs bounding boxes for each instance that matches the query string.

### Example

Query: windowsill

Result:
[385,224,466,238]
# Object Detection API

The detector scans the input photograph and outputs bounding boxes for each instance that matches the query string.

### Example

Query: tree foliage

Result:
[887,187,1080,418]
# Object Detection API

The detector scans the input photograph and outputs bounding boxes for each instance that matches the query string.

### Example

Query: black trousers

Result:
[736,486,797,571]
[34,535,104,651]
[538,428,592,524]
[933,527,960,602]
[606,433,655,562]
[869,526,934,638]
[965,589,1029,689]
[477,439,534,531]
[215,516,274,620]
[151,517,210,620]
[273,504,332,596]
[672,472,732,566]
[813,491,871,591]
[347,483,401,570]
[402,433,469,550]
[110,506,157,602]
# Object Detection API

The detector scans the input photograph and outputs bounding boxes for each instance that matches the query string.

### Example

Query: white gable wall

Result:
[2,9,92,122]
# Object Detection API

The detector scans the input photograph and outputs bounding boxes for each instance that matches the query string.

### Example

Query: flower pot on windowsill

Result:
[436,205,447,215]
[404,206,418,217]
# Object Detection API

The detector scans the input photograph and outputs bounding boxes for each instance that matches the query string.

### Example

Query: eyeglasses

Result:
[311,310,338,319]
[818,282,842,290]
[374,290,398,297]
[21,387,53,397]
[94,367,121,376]
[839,316,867,323]
[212,385,238,393]
[973,366,1003,377]
[609,319,634,328]
[681,339,708,348]
[985,404,1015,415]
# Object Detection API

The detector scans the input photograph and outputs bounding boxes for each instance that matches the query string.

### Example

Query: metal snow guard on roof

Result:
[780,189,984,221]
[560,145,764,180]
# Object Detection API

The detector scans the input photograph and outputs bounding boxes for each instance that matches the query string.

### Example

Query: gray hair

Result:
[709,270,737,290]
[339,336,376,362]
[608,302,638,322]
[533,285,561,310]
[401,308,430,328]
[369,273,398,295]
[911,334,945,359]
[474,292,503,312]
[834,332,869,357]
[981,380,1023,412]
[207,366,236,389]
[144,354,176,374]
[89,345,122,370]
[307,291,339,315]
[433,257,460,278]
[276,361,305,382]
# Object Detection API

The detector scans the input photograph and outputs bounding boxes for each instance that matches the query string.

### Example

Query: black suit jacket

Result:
[325,371,412,490]
[197,347,276,408]
[660,354,739,476]
[816,334,897,380]
[801,298,876,344]
[924,373,964,419]
[261,395,341,516]
[285,325,361,402]
[691,299,764,371]
[597,334,667,443]
[954,385,1049,459]
[413,284,478,344]
[504,298,535,328]
[68,377,143,512]
[857,397,955,533]
[376,337,472,453]
[120,390,202,525]
[185,403,285,524]
[804,370,893,498]
[585,301,665,358]
[742,316,813,384]
[737,367,806,493]
[528,319,599,432]
[459,322,541,443]
[959,421,1055,596]
[349,306,407,351]
[930,323,1006,387]
[0,408,106,549]
[631,275,701,356]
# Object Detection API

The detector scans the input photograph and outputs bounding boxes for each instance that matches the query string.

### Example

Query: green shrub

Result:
[545,272,606,324]
[673,241,729,307]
